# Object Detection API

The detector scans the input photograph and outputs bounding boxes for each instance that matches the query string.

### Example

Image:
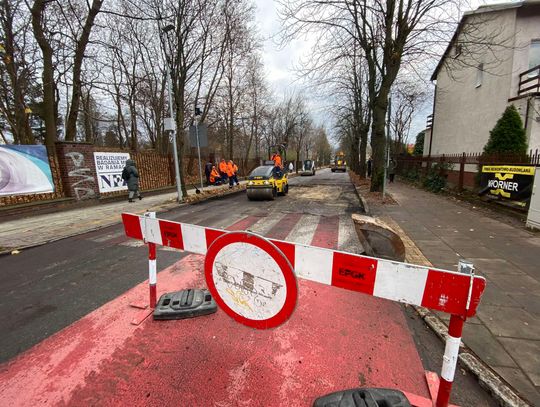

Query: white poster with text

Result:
[93,152,130,193]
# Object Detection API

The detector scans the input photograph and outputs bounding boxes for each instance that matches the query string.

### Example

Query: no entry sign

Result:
[204,231,298,329]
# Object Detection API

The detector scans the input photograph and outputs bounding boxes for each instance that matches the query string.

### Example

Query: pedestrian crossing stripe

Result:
[122,212,486,318]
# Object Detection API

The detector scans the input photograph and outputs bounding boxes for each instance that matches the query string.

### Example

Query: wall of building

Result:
[431,9,517,154]
[510,6,540,94]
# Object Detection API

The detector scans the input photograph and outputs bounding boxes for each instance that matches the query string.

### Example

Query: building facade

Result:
[425,1,540,156]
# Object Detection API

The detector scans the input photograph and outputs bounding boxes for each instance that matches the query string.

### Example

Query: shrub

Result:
[422,162,452,192]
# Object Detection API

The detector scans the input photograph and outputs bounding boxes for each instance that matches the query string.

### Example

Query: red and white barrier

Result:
[121,212,486,407]
[122,212,485,318]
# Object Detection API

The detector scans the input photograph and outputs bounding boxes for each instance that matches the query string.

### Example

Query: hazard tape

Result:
[122,213,486,317]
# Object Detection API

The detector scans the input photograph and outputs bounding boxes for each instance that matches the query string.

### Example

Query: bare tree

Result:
[0,0,37,144]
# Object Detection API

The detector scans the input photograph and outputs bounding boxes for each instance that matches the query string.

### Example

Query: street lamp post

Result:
[162,24,183,202]
[194,106,204,190]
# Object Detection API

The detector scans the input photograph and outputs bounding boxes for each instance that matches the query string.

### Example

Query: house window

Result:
[476,63,484,88]
[529,40,540,75]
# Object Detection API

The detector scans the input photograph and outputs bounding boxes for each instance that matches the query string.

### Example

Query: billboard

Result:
[480,165,536,201]
[93,152,130,193]
[0,145,55,196]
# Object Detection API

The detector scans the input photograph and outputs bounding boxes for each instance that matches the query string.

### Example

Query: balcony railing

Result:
[518,64,540,96]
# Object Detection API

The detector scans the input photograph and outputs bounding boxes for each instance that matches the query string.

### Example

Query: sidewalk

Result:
[376,182,540,406]
[0,182,246,255]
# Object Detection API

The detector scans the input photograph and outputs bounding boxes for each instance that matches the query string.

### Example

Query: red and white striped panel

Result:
[122,213,486,317]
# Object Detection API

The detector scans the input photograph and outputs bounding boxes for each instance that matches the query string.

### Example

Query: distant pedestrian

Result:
[204,160,213,185]
[226,160,239,188]
[122,159,142,202]
[288,162,294,173]
[388,159,396,183]
[209,166,222,185]
[367,157,372,177]
[219,158,228,182]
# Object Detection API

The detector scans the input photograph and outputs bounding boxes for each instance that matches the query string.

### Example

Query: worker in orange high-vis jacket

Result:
[226,160,239,188]
[219,158,228,182]
[209,166,222,185]
[271,152,282,168]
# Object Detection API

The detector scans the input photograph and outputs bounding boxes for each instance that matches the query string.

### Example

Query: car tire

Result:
[271,187,276,200]
[284,184,289,195]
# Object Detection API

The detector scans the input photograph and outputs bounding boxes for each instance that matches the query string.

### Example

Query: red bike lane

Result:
[0,253,430,406]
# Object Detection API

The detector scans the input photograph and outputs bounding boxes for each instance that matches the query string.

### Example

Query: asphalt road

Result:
[0,168,496,406]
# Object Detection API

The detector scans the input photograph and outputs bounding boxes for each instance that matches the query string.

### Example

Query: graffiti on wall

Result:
[66,152,96,200]
[0,145,55,196]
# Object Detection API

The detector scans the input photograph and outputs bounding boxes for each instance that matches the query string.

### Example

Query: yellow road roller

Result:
[246,161,289,200]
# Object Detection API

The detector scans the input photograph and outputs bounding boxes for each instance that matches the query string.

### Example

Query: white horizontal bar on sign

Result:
[294,244,333,285]
[181,223,207,255]
[140,217,163,245]
[373,260,429,306]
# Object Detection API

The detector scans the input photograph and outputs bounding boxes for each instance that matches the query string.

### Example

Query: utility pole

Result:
[194,105,204,190]
[162,24,183,202]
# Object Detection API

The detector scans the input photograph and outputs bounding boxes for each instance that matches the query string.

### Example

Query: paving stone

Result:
[467,258,525,275]
[476,305,540,340]
[486,273,540,295]
[494,367,540,406]
[462,324,518,368]
[509,294,540,316]
[499,338,540,386]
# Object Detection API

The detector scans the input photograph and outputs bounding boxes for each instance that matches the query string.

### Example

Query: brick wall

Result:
[55,142,100,200]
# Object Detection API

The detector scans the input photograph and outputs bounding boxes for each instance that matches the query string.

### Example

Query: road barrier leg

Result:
[436,314,465,407]
[149,241,157,308]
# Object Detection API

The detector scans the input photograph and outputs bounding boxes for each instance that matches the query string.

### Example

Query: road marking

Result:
[310,215,339,249]
[248,212,286,236]
[226,216,262,231]
[284,214,320,246]
[265,213,303,240]
[338,215,364,254]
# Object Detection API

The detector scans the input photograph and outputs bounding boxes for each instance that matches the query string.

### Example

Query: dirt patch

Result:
[289,185,343,201]
[349,172,397,206]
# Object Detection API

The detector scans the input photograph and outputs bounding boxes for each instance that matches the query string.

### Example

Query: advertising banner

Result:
[0,145,55,196]
[480,165,536,201]
[93,152,130,193]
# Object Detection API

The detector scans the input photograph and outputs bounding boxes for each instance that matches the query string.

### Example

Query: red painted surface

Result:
[311,215,339,249]
[266,213,303,240]
[0,255,430,406]
[226,215,261,231]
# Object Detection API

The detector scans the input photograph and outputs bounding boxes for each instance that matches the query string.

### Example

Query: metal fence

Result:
[396,150,540,191]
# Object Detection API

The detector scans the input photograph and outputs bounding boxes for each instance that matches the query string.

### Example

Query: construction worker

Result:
[271,152,282,168]
[209,166,222,185]
[219,158,228,182]
[226,160,239,188]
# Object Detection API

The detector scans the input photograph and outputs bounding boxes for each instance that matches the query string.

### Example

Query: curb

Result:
[0,185,247,257]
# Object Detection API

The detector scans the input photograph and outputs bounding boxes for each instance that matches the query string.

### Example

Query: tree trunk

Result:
[31,0,57,147]
[359,125,368,178]
[65,0,103,142]
[370,96,388,192]
[349,129,360,174]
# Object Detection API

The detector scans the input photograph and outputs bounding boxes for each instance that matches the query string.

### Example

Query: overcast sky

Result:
[254,0,504,146]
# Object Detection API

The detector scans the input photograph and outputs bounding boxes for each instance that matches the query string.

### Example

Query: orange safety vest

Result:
[272,154,282,168]
[226,162,236,177]
[219,161,228,173]
[210,168,220,183]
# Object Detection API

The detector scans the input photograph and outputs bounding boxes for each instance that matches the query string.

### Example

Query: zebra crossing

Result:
[86,212,364,254]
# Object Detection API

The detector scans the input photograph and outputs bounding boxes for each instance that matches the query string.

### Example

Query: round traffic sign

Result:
[204,231,297,329]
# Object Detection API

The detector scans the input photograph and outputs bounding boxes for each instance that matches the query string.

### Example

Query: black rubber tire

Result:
[271,187,277,200]
[284,184,289,195]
